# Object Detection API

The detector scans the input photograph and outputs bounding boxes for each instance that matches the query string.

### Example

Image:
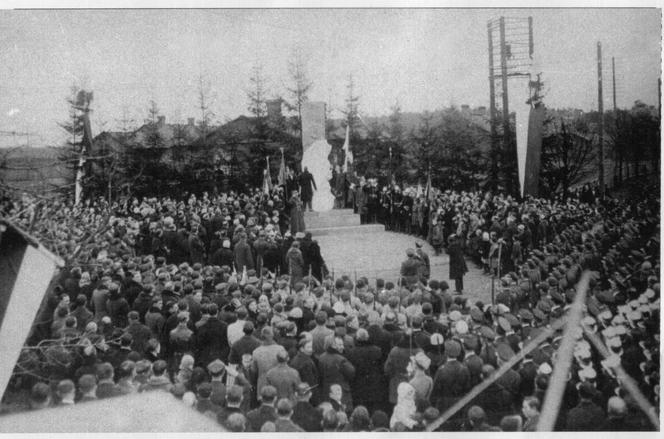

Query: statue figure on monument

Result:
[298,166,317,212]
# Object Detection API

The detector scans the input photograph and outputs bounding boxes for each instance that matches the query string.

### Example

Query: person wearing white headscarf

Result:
[390,382,418,430]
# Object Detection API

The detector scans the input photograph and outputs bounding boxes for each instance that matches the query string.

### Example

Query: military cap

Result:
[496,343,515,362]
[497,316,511,332]
[518,309,534,321]
[207,359,226,374]
[479,326,496,340]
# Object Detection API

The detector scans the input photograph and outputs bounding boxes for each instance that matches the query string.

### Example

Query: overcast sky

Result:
[0,8,660,147]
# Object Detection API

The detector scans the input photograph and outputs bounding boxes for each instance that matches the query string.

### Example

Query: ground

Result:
[315,229,496,305]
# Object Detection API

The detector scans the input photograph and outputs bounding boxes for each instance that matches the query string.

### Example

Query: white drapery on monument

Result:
[301,101,334,212]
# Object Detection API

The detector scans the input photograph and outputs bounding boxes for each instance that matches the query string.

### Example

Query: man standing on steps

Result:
[299,167,317,212]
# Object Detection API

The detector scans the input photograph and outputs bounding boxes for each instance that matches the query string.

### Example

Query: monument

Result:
[301,101,335,212]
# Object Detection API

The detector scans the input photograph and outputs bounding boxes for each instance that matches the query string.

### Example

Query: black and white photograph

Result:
[0,3,660,434]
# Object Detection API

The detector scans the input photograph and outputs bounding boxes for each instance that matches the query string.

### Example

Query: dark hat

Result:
[462,334,479,351]
[470,307,484,323]
[504,313,520,328]
[444,340,461,358]
[207,359,226,374]
[578,381,597,399]
[496,343,515,362]
[533,308,547,321]
[479,326,496,340]
[497,316,511,332]
[550,290,565,304]
[518,309,533,321]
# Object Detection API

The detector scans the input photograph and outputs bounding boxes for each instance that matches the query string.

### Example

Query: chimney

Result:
[188,118,195,126]
[157,116,166,126]
[266,99,283,121]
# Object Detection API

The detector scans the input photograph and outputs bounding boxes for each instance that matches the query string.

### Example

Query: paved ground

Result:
[316,229,496,305]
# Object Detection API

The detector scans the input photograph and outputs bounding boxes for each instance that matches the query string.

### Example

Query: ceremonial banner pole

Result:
[537,271,590,431]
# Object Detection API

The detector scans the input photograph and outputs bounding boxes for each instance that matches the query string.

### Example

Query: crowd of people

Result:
[0,176,659,432]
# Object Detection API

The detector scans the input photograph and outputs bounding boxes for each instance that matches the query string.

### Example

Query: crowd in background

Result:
[0,178,659,432]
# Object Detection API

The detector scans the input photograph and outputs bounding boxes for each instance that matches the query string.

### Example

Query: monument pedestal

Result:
[305,209,384,236]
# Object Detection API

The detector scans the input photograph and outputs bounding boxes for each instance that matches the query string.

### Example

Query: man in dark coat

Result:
[565,382,606,431]
[210,239,234,268]
[345,328,386,414]
[234,234,254,272]
[400,248,422,287]
[298,167,317,212]
[246,385,278,431]
[318,337,356,409]
[431,340,471,412]
[448,234,468,293]
[291,383,322,432]
[289,339,319,389]
[228,321,261,365]
[196,304,230,365]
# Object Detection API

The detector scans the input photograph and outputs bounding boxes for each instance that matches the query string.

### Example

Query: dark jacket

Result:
[291,400,322,432]
[565,399,606,431]
[196,316,229,365]
[432,359,471,411]
[448,241,468,280]
[318,349,355,407]
[246,404,277,432]
[289,351,319,388]
[346,341,386,405]
[228,333,261,365]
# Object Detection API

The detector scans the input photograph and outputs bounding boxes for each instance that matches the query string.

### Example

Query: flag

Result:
[263,157,273,194]
[342,124,353,173]
[277,149,286,186]
[425,169,434,203]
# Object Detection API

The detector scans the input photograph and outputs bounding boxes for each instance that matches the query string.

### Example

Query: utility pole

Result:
[487,22,498,191]
[499,17,511,194]
[597,42,605,200]
[612,57,617,112]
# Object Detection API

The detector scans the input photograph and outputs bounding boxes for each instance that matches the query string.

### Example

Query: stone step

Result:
[307,224,385,236]
[306,215,361,229]
[304,209,356,218]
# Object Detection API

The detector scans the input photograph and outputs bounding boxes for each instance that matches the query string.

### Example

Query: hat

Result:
[455,320,469,335]
[504,313,520,328]
[462,334,479,351]
[518,309,534,321]
[430,333,445,346]
[479,326,496,340]
[444,340,461,358]
[497,316,511,332]
[537,362,553,375]
[449,310,462,322]
[496,343,515,362]
[207,359,226,375]
[412,351,431,370]
[470,307,484,323]
[533,308,546,321]
[289,307,303,319]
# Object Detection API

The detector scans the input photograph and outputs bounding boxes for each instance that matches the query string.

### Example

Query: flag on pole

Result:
[425,168,434,203]
[277,148,286,186]
[263,156,273,195]
[342,124,353,173]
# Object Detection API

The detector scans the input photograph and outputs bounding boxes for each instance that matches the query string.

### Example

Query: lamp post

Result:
[389,145,393,185]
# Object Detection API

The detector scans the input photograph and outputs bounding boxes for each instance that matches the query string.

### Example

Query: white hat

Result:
[455,320,469,335]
